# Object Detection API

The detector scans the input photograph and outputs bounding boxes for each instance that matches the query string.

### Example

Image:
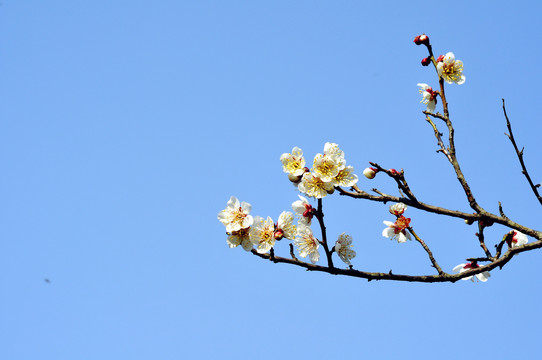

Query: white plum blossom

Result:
[291,195,315,226]
[294,226,320,264]
[312,153,341,183]
[249,216,276,254]
[298,172,334,199]
[334,233,356,266]
[275,211,297,240]
[227,227,253,251]
[334,166,358,187]
[218,196,254,233]
[382,216,411,243]
[323,142,346,170]
[453,262,490,282]
[436,52,465,85]
[417,83,438,112]
[280,146,306,176]
[506,230,528,248]
[389,203,407,216]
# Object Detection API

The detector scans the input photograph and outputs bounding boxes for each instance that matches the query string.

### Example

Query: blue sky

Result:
[1,1,542,359]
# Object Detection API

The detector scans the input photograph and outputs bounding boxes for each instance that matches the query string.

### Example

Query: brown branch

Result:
[502,98,542,206]
[424,115,453,163]
[475,222,493,259]
[250,238,542,283]
[316,198,334,268]
[336,186,542,240]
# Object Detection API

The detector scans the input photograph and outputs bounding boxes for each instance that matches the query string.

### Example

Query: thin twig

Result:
[502,99,542,206]
[408,227,444,275]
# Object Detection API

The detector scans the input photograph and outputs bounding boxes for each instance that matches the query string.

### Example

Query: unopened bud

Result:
[363,167,378,179]
[327,187,335,195]
[389,168,400,176]
[464,219,474,225]
[436,54,445,63]
[421,57,431,66]
[413,34,429,46]
[288,173,302,183]
[274,229,284,240]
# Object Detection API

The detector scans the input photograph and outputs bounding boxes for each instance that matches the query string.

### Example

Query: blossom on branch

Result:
[298,172,334,199]
[280,147,306,176]
[312,153,341,183]
[436,52,465,85]
[334,233,356,266]
[334,165,359,187]
[382,215,411,243]
[218,196,254,233]
[291,195,315,226]
[417,83,438,112]
[323,142,346,170]
[294,226,320,264]
[505,230,528,248]
[249,216,276,254]
[453,262,490,282]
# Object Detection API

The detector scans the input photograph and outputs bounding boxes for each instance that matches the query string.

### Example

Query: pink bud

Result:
[421,57,431,66]
[274,229,284,240]
[363,167,377,179]
[436,55,445,63]
[389,169,400,176]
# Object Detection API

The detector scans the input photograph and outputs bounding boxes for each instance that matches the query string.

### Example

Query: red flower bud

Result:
[436,54,445,63]
[413,34,429,46]
[421,57,431,66]
[389,169,400,176]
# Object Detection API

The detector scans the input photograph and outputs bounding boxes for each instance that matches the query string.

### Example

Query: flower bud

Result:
[327,187,335,195]
[389,168,400,176]
[363,167,378,179]
[436,54,445,63]
[413,34,429,46]
[288,173,302,183]
[274,229,284,240]
[464,219,474,225]
[421,57,431,66]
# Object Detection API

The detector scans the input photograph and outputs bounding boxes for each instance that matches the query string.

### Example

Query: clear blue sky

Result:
[1,1,542,359]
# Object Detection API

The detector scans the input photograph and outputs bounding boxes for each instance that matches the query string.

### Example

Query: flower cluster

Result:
[218,195,356,267]
[281,143,358,199]
[217,196,296,253]
[417,83,439,113]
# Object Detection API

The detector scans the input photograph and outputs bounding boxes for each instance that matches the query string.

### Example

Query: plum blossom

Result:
[294,226,320,264]
[280,147,306,176]
[417,83,438,112]
[218,196,254,233]
[323,142,346,170]
[382,215,411,243]
[292,195,315,226]
[298,172,334,199]
[227,227,253,251]
[334,233,356,266]
[436,52,465,85]
[249,216,276,254]
[389,203,407,216]
[334,166,358,187]
[312,153,341,183]
[275,211,297,240]
[505,230,528,248]
[453,262,490,282]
